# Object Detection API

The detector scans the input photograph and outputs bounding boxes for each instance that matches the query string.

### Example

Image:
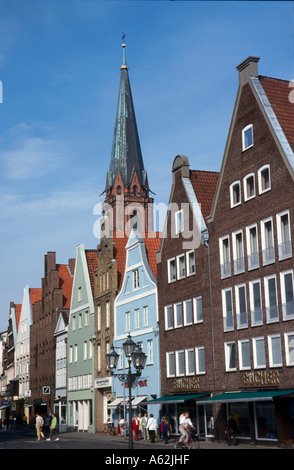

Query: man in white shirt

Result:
[179,412,194,444]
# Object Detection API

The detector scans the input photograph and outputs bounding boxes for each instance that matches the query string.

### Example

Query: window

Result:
[69,346,73,363]
[196,347,205,374]
[125,311,131,331]
[246,224,259,270]
[74,344,78,362]
[177,254,186,280]
[97,344,101,371]
[225,342,236,371]
[258,164,271,194]
[133,269,139,290]
[72,315,76,331]
[143,306,148,327]
[238,339,250,370]
[230,181,241,208]
[164,305,173,330]
[186,250,196,276]
[83,341,88,360]
[147,340,153,364]
[264,275,279,323]
[244,173,255,201]
[284,332,294,366]
[175,209,184,234]
[235,284,248,329]
[166,352,175,377]
[232,230,244,274]
[219,236,231,278]
[174,303,183,328]
[261,218,275,265]
[268,335,282,367]
[135,308,140,329]
[176,350,185,376]
[277,210,292,260]
[183,299,193,326]
[167,258,176,283]
[242,124,253,151]
[84,311,89,326]
[193,296,203,323]
[249,279,263,326]
[280,270,294,320]
[78,286,82,302]
[222,288,234,331]
[253,337,266,369]
[185,349,195,375]
[78,313,82,329]
[97,305,101,331]
[106,301,110,328]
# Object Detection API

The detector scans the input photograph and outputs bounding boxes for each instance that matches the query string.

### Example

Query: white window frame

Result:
[147,339,153,365]
[164,305,173,330]
[258,164,271,194]
[232,229,245,274]
[185,348,195,376]
[135,308,140,329]
[183,299,193,326]
[235,283,248,329]
[219,235,231,278]
[106,301,110,328]
[133,269,139,290]
[276,210,292,260]
[222,288,234,332]
[230,181,241,208]
[175,350,185,377]
[280,269,294,321]
[238,339,251,370]
[261,217,275,265]
[268,334,282,368]
[244,173,255,201]
[193,296,203,323]
[195,346,205,374]
[166,352,175,378]
[253,337,266,369]
[246,223,259,270]
[125,311,131,332]
[174,302,183,328]
[175,209,184,234]
[242,124,253,151]
[284,332,294,366]
[249,279,263,327]
[176,254,186,280]
[143,305,148,327]
[264,274,279,323]
[167,258,176,283]
[186,250,196,276]
[224,341,236,372]
[97,305,101,331]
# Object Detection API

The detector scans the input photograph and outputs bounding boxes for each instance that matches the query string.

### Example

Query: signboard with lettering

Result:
[242,370,280,386]
[172,377,200,392]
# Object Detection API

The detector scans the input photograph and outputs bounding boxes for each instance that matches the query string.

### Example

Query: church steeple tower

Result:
[103,41,154,236]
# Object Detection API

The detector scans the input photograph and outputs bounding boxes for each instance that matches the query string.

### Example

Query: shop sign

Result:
[94,377,112,388]
[242,369,279,386]
[172,377,200,392]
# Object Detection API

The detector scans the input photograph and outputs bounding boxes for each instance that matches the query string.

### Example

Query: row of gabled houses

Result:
[1,46,294,447]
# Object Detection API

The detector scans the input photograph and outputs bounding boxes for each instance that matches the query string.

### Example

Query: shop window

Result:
[255,401,277,440]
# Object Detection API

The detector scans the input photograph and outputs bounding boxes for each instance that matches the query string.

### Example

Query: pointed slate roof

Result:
[107,44,146,189]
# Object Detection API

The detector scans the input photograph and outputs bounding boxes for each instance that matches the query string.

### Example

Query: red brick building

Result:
[29,252,74,416]
[155,155,219,436]
[204,57,294,447]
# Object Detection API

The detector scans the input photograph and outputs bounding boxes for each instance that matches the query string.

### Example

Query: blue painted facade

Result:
[111,229,161,428]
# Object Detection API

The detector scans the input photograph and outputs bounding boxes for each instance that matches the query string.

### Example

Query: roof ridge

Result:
[259,74,291,84]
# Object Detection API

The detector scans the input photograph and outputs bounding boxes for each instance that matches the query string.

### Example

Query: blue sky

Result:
[0,0,293,331]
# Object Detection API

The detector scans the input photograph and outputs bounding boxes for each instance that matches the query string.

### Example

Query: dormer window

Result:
[242,124,253,151]
[117,185,121,195]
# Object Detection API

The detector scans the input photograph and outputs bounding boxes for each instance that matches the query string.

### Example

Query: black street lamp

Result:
[106,334,147,449]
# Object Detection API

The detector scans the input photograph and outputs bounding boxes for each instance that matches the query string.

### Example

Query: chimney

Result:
[236,56,260,87]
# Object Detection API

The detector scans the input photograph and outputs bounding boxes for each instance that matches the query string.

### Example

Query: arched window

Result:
[133,185,138,196]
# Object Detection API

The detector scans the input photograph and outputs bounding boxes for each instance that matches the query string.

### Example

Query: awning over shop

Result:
[108,398,124,408]
[143,393,209,404]
[132,396,147,406]
[108,396,147,408]
[200,389,294,404]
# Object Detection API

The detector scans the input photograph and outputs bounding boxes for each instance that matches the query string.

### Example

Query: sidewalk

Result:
[62,430,280,450]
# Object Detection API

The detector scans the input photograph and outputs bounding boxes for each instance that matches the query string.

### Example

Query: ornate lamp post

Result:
[106,334,147,449]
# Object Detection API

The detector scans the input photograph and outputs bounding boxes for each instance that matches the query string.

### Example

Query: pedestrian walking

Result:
[147,413,157,443]
[47,413,59,441]
[141,412,148,440]
[132,415,139,441]
[161,416,170,444]
[35,413,45,441]
[22,415,28,433]
[44,415,51,437]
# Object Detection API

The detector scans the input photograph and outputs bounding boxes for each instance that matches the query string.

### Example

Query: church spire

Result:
[106,41,148,191]
[103,40,154,236]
